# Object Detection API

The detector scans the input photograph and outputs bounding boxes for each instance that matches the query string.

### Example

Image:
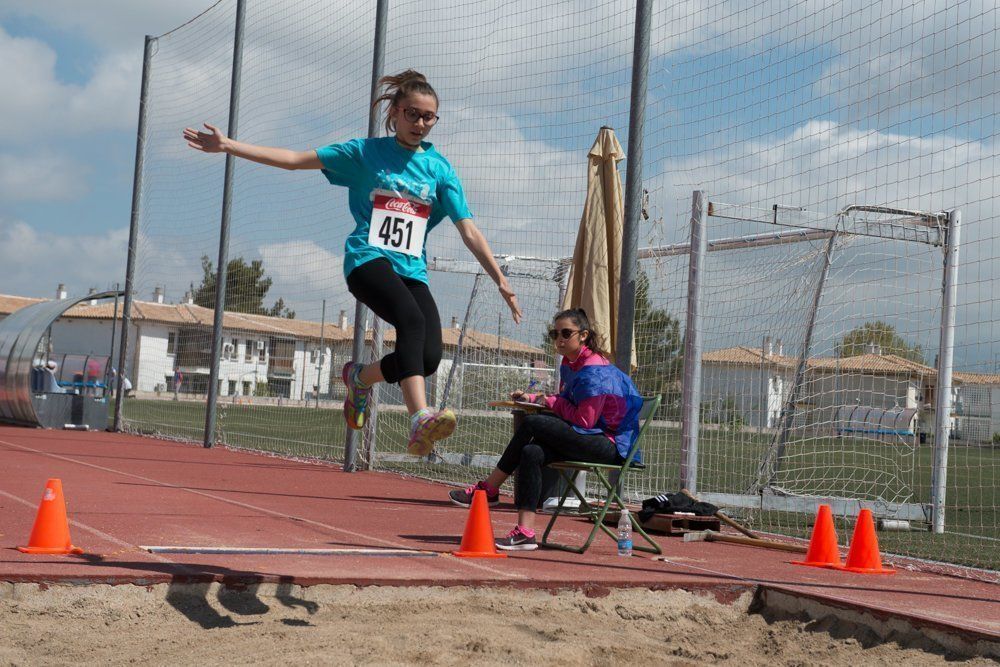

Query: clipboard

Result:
[488,400,550,412]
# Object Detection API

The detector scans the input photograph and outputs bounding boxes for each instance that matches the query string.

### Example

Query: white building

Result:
[0,288,544,406]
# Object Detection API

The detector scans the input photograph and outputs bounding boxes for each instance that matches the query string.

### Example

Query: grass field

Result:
[120,398,1000,571]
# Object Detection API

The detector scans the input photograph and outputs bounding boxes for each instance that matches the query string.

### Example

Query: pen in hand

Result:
[512,379,540,403]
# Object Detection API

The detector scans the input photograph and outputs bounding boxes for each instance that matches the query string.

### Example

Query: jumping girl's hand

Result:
[183,123,229,153]
[499,282,522,324]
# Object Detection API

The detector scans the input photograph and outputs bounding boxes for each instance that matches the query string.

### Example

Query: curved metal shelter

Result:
[0,290,122,428]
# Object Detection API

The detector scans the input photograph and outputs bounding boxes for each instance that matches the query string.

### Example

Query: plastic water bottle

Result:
[617,508,633,557]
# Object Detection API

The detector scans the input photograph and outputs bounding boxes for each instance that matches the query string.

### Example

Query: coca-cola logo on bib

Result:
[385,198,419,215]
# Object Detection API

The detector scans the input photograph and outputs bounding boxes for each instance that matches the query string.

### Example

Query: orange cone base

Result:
[837,564,895,574]
[790,559,840,569]
[17,545,83,555]
[453,550,507,559]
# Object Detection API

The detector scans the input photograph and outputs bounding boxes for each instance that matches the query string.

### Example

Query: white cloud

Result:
[0,1,215,52]
[0,219,128,298]
[0,26,140,142]
[0,152,88,201]
[257,239,348,318]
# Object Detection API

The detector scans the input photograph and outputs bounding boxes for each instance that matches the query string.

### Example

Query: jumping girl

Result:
[184,69,522,455]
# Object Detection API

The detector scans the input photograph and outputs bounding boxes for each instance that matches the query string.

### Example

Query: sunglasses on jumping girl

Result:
[548,328,583,340]
[398,106,440,125]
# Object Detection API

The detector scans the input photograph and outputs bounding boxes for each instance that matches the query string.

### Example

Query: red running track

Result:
[0,426,998,646]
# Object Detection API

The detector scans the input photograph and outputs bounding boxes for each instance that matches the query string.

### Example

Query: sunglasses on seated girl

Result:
[548,328,582,340]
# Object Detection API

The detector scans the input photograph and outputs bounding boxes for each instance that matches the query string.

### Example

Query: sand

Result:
[0,583,993,666]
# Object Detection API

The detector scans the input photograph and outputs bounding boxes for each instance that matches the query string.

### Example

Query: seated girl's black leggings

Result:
[346,258,442,384]
[496,414,620,511]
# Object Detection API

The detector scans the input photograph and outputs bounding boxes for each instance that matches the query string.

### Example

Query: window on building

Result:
[167,331,177,355]
[245,339,253,363]
[228,380,236,395]
[242,381,251,396]
[258,340,266,363]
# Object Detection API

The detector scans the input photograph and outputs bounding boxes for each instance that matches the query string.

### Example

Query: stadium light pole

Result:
[344,0,389,471]
[203,0,247,448]
[114,35,155,432]
[616,0,652,373]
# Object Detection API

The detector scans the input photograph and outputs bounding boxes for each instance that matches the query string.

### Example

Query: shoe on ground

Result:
[407,408,456,456]
[495,526,538,551]
[449,481,499,508]
[541,496,582,514]
[341,362,371,430]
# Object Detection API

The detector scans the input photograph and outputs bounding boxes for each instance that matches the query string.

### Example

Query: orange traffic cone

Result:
[792,504,842,569]
[453,489,506,559]
[838,509,895,574]
[17,479,83,555]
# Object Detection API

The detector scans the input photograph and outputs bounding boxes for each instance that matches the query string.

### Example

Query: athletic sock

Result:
[351,364,370,390]
[410,407,433,427]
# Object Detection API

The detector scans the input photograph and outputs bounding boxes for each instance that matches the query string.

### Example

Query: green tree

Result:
[836,321,923,364]
[192,255,295,319]
[632,270,683,415]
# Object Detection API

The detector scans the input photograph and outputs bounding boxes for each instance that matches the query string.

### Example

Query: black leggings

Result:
[346,258,442,384]
[497,414,620,511]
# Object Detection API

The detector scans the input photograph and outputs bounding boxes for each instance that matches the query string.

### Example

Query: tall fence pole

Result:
[679,190,706,492]
[316,299,326,408]
[344,0,389,471]
[203,0,247,448]
[114,35,155,432]
[615,0,652,373]
[931,208,961,533]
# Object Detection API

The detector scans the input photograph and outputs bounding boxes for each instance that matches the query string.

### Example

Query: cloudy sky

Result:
[0,1,219,299]
[1,0,998,366]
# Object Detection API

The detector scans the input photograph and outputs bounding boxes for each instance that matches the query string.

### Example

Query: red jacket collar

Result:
[563,345,605,371]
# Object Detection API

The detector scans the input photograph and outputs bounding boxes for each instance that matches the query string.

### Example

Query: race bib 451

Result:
[368,194,429,258]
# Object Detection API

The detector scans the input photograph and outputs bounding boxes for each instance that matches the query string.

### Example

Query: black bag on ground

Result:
[639,492,719,523]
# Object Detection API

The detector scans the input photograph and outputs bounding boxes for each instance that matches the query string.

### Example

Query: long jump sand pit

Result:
[1,583,994,665]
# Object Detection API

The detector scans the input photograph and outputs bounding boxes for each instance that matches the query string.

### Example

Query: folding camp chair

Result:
[541,395,662,555]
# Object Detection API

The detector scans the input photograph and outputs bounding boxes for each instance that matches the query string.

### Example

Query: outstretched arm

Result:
[456,219,522,324]
[183,123,323,170]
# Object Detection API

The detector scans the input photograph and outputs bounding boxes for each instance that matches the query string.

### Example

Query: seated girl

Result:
[449,308,644,551]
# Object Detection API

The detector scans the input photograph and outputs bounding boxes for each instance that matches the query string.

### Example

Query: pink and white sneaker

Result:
[407,409,457,456]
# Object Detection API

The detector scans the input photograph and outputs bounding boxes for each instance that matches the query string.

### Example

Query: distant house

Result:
[951,371,1000,443]
[0,288,545,407]
[701,343,997,444]
[701,345,795,429]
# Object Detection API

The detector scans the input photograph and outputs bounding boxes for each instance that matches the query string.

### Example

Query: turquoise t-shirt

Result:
[315,136,472,284]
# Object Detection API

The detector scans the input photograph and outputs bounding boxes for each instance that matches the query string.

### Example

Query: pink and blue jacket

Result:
[526,346,644,463]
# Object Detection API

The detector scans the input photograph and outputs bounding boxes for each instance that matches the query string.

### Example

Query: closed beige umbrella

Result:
[562,126,637,370]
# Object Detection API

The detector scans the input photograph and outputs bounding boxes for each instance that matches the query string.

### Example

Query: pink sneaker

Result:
[407,409,457,456]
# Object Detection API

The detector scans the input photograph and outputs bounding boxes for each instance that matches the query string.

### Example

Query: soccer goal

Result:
[663,192,959,532]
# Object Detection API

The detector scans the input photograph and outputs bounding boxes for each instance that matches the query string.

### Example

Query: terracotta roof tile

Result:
[806,353,935,375]
[703,346,955,380]
[953,371,1000,385]
[701,346,797,368]
[0,293,541,354]
[0,294,46,314]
